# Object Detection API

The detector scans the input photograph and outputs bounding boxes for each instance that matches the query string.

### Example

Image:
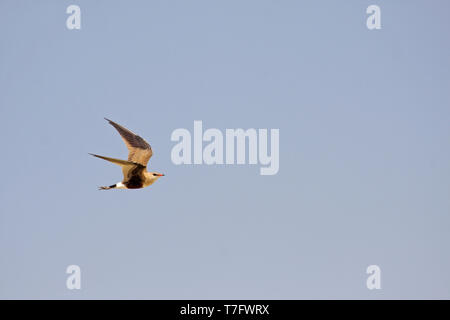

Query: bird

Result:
[90,118,164,190]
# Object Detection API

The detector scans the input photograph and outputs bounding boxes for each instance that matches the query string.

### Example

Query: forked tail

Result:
[99,184,116,190]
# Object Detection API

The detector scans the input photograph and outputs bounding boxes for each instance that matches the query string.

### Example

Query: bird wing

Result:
[89,153,145,182]
[105,118,153,167]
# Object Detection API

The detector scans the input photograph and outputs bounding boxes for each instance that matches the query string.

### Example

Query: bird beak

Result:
[159,173,165,176]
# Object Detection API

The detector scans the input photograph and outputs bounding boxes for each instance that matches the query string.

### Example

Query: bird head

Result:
[150,172,165,180]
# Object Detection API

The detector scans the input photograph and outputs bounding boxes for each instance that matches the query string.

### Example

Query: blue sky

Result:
[0,0,449,299]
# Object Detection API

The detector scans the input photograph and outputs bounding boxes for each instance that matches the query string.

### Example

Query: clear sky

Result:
[0,0,449,299]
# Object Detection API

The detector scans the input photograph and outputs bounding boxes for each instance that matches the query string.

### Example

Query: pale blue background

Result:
[1,0,449,299]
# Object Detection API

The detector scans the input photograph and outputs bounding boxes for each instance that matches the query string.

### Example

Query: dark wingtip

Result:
[104,117,112,122]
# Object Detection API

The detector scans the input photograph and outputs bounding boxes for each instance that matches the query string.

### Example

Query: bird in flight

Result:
[90,118,164,190]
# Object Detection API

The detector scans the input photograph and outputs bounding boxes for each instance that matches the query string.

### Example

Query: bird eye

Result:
[153,173,157,176]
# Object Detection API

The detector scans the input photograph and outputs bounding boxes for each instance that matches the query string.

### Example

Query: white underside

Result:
[116,182,127,189]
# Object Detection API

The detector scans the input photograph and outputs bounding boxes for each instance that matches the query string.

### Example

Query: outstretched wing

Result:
[89,153,145,182]
[104,118,153,166]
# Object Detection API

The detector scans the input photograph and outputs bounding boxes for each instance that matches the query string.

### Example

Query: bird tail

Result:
[99,184,116,190]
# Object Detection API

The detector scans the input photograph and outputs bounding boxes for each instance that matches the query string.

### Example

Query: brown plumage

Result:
[90,118,164,190]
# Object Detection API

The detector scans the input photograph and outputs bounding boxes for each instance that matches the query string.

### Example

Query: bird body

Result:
[90,119,164,190]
